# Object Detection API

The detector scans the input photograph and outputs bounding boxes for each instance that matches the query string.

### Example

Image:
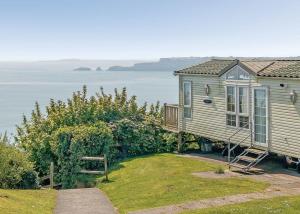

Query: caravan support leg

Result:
[177,132,183,153]
[227,141,231,163]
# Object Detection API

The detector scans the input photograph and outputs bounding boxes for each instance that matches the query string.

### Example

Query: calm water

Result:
[0,70,178,135]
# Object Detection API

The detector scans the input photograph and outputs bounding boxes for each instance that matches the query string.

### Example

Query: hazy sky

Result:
[0,0,300,60]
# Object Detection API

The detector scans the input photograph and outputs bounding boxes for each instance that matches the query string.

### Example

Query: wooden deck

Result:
[163,104,179,132]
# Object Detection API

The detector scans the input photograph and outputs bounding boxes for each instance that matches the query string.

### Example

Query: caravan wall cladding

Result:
[178,73,300,159]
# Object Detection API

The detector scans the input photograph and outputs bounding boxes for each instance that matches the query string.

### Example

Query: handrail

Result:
[227,122,251,162]
[229,132,252,153]
[228,122,250,142]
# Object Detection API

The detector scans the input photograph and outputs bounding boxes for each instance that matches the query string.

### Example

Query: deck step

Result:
[229,163,248,170]
[238,156,257,162]
[245,148,266,155]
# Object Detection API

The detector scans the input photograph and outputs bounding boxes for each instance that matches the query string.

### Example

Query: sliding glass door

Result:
[253,88,268,147]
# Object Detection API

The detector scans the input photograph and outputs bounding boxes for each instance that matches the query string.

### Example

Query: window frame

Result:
[226,85,236,114]
[226,66,250,80]
[238,86,249,116]
[183,81,192,119]
[225,84,250,129]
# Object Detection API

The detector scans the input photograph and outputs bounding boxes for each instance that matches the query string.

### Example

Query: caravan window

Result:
[183,81,192,118]
[226,67,250,80]
[226,86,249,128]
[226,86,235,112]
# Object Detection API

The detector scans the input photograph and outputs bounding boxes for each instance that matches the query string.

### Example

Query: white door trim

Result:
[252,86,269,148]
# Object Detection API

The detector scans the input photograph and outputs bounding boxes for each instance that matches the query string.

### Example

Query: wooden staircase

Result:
[229,147,268,173]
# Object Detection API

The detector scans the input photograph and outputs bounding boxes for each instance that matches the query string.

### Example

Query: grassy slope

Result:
[183,196,300,214]
[99,153,269,213]
[0,189,57,214]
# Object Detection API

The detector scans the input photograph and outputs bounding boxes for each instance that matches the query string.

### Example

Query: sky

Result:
[0,0,300,60]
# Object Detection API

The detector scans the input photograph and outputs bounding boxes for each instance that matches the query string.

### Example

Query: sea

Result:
[0,69,178,135]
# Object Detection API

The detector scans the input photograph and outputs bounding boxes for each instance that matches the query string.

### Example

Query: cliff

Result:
[107,57,210,71]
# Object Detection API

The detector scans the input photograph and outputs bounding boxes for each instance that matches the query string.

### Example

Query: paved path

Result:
[54,188,117,214]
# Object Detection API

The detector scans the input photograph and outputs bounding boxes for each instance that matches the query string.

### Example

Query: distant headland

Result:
[73,67,92,71]
[73,66,103,71]
[107,56,300,72]
[107,57,210,71]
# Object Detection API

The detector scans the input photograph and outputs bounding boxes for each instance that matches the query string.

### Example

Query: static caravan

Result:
[164,59,300,172]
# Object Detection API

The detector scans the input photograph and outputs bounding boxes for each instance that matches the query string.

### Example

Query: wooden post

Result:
[164,103,167,126]
[104,154,108,181]
[177,132,183,153]
[50,162,54,189]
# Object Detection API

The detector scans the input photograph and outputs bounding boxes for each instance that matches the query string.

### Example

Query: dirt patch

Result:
[130,171,300,214]
[247,173,300,190]
[129,188,300,214]
[0,195,9,199]
[192,170,240,179]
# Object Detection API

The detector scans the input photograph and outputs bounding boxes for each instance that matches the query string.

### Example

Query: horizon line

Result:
[1,55,300,63]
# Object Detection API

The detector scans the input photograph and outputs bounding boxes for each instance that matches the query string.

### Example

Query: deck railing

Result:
[164,104,179,131]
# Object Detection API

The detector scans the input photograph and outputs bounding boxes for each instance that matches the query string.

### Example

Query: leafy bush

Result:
[0,141,39,189]
[18,170,39,189]
[55,122,114,188]
[15,86,177,188]
[160,132,178,152]
[113,117,177,157]
[114,118,160,156]
[215,166,225,174]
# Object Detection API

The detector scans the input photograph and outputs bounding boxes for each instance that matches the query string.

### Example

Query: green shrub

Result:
[0,142,39,189]
[160,132,178,152]
[215,166,225,174]
[55,121,115,188]
[15,86,176,188]
[114,117,176,157]
[18,170,39,189]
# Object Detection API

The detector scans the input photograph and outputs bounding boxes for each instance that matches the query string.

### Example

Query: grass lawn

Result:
[182,195,300,214]
[0,189,57,214]
[99,153,269,213]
